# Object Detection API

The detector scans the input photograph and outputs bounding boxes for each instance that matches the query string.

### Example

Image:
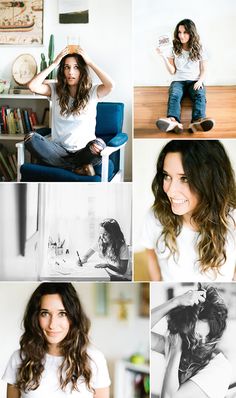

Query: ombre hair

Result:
[173,19,202,61]
[152,140,236,276]
[167,284,228,383]
[16,283,92,393]
[56,53,92,116]
[99,218,126,262]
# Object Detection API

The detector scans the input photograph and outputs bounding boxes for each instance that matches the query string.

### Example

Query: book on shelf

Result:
[1,105,9,133]
[0,160,8,181]
[23,109,32,133]
[0,109,4,133]
[6,108,17,134]
[0,144,16,181]
[8,153,17,175]
[0,105,45,135]
[16,108,25,134]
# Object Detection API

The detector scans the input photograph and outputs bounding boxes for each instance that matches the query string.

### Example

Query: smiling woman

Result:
[2,283,110,398]
[38,294,71,353]
[141,140,236,282]
[162,152,199,223]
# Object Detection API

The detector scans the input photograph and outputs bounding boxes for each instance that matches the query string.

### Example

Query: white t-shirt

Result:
[190,353,231,398]
[49,83,99,152]
[93,242,130,278]
[141,208,236,282]
[166,46,208,81]
[164,337,231,398]
[2,346,110,397]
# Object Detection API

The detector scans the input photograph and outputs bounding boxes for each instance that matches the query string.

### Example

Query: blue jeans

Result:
[25,132,106,170]
[167,81,206,123]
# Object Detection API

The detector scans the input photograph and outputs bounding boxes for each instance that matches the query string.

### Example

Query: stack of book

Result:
[0,106,46,135]
[8,86,32,95]
[0,144,17,181]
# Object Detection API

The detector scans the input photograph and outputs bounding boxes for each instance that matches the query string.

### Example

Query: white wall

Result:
[0,0,132,181]
[0,282,149,397]
[134,0,236,86]
[133,139,236,251]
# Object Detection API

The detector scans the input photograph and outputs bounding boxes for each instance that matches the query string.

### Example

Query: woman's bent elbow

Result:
[108,80,115,93]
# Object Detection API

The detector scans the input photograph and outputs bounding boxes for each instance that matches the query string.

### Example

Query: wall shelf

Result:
[114,359,149,398]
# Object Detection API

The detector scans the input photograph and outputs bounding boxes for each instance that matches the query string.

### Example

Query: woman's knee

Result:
[87,138,106,154]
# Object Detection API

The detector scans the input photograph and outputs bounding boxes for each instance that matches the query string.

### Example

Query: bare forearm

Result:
[146,249,162,280]
[151,297,179,328]
[88,61,114,91]
[198,61,207,83]
[105,259,127,274]
[28,62,56,91]
[28,47,68,94]
[161,352,181,398]
[81,248,95,263]
[160,56,176,74]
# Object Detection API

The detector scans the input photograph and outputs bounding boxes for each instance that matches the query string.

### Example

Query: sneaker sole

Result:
[156,120,183,134]
[189,119,215,133]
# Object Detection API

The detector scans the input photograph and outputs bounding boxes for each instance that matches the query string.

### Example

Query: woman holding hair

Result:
[151,284,232,398]
[2,283,110,397]
[26,47,114,175]
[141,140,236,281]
[81,218,130,281]
[156,19,214,133]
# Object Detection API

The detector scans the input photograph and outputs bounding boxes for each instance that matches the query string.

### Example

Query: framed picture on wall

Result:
[0,0,44,45]
[59,0,89,24]
[139,283,150,317]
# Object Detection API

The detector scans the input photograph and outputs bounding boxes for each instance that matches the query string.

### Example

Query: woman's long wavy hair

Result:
[152,140,236,276]
[17,283,92,393]
[173,19,202,61]
[99,218,125,262]
[56,53,92,116]
[167,283,228,384]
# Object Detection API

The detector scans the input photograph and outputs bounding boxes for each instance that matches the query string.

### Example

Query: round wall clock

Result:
[12,54,37,86]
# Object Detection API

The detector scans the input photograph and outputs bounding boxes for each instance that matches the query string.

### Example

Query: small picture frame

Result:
[59,0,89,24]
[139,283,150,317]
[94,284,108,316]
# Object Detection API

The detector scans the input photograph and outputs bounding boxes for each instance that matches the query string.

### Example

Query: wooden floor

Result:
[134,86,236,138]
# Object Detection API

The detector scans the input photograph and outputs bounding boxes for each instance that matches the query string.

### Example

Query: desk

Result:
[40,256,110,281]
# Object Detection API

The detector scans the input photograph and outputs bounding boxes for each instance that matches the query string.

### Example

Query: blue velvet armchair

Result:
[16,102,128,182]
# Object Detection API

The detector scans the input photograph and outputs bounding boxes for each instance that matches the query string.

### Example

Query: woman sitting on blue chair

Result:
[26,47,114,176]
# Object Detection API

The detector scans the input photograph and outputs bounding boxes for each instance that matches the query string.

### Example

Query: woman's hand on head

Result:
[77,47,93,66]
[176,289,206,307]
[53,47,69,66]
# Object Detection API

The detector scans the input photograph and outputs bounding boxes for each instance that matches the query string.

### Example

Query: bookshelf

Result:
[0,93,50,181]
[0,93,50,137]
[114,360,149,398]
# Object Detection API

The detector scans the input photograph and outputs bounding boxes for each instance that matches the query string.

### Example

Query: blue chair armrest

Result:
[106,133,128,147]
